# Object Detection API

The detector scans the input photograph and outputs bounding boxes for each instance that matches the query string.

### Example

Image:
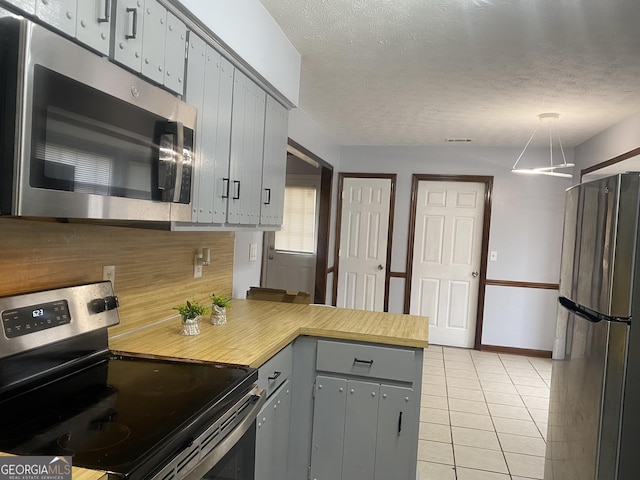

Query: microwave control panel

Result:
[1,300,71,338]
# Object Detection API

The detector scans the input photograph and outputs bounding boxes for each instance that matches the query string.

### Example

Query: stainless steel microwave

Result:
[0,18,196,222]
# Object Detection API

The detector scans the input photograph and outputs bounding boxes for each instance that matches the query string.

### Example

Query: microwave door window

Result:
[29,65,165,202]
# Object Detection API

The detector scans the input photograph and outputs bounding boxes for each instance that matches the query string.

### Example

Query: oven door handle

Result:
[180,387,266,480]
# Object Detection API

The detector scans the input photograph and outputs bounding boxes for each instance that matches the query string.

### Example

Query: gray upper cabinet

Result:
[182,35,287,230]
[260,95,288,226]
[185,32,233,225]
[76,0,111,55]
[3,0,35,14]
[113,0,185,95]
[12,0,111,55]
[35,0,76,36]
[228,70,266,225]
[163,10,186,94]
[139,0,164,84]
[113,0,143,72]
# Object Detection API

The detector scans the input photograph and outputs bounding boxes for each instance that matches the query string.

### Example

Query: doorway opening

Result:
[261,139,333,303]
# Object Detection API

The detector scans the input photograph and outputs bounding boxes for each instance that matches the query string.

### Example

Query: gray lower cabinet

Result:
[255,379,291,480]
[255,345,292,480]
[308,339,421,480]
[310,376,415,480]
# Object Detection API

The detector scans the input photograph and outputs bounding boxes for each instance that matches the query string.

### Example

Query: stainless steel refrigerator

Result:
[545,173,640,480]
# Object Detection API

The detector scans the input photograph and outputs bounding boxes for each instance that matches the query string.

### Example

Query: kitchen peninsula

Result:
[109,299,428,365]
[110,300,428,480]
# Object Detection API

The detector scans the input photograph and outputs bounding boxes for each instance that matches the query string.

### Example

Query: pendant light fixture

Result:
[511,113,574,178]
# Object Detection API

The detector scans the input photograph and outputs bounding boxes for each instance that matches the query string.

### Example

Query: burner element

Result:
[58,422,131,452]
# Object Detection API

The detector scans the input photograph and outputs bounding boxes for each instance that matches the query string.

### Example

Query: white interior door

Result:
[409,180,485,347]
[263,176,319,299]
[336,177,392,311]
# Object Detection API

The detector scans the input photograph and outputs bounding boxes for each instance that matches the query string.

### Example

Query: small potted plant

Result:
[210,293,232,325]
[174,300,209,336]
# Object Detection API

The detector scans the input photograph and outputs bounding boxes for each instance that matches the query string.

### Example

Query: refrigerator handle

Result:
[559,296,631,325]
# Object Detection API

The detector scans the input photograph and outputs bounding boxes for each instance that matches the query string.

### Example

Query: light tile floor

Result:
[417,345,551,480]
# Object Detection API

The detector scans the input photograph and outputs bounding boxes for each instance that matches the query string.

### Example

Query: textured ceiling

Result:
[258,0,640,147]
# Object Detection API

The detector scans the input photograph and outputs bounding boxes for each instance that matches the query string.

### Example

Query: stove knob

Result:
[105,296,119,311]
[89,296,119,314]
[89,298,107,314]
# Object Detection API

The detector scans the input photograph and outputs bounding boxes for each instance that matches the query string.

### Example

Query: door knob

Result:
[472,271,479,278]
[377,264,384,270]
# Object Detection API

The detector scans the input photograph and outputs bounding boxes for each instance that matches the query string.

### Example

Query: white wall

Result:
[177,0,301,105]
[574,111,640,173]
[232,231,263,299]
[340,145,572,351]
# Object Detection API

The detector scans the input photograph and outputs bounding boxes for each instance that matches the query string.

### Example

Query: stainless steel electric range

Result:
[0,282,264,480]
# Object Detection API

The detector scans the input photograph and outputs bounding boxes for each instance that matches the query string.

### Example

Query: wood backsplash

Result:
[0,218,234,336]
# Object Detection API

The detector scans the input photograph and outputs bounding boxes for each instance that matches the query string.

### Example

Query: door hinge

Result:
[341,189,345,199]
[338,248,342,257]
[308,466,312,480]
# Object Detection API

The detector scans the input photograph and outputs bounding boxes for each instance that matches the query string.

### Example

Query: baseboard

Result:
[480,344,552,358]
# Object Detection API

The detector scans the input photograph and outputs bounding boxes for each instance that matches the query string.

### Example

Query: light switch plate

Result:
[249,243,258,262]
[490,250,498,262]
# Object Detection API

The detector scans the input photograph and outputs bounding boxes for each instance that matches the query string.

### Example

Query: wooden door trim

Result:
[404,174,493,350]
[580,146,640,179]
[332,173,397,310]
[286,138,333,304]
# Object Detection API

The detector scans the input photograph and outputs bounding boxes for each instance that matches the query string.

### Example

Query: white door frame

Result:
[333,173,396,310]
[405,174,493,349]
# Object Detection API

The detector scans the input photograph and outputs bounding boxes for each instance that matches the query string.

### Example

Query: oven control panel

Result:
[0,281,119,358]
[2,300,71,338]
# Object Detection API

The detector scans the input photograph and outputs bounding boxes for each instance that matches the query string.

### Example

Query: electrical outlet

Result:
[103,265,116,286]
[490,250,498,262]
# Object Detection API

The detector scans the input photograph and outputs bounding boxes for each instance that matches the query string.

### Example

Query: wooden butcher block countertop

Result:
[109,300,429,367]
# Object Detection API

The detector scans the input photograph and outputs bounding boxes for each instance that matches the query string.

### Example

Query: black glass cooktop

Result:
[0,353,256,479]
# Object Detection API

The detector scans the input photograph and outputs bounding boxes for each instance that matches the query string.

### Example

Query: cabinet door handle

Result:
[398,411,403,434]
[263,188,271,205]
[125,7,137,39]
[233,180,241,200]
[97,0,110,23]
[353,358,374,366]
[222,178,230,199]
[268,371,281,381]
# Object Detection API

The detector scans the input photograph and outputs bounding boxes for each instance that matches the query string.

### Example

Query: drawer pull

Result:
[353,358,374,366]
[268,371,282,381]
